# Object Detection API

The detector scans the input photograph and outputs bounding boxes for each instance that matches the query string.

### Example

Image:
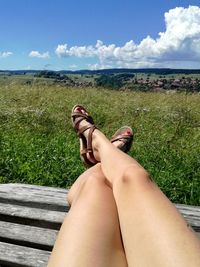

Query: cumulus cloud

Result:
[29,51,50,59]
[55,6,200,68]
[0,51,13,58]
[55,44,95,57]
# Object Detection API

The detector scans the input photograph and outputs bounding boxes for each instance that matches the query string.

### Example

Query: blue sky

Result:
[0,0,200,70]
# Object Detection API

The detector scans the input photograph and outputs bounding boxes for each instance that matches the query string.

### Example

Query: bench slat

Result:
[175,204,200,232]
[0,183,69,211]
[0,221,58,250]
[0,183,199,267]
[0,184,199,231]
[0,203,65,229]
[0,241,50,267]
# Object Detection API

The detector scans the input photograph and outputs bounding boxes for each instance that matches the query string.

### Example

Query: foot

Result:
[111,126,133,152]
[71,105,133,167]
[71,105,98,167]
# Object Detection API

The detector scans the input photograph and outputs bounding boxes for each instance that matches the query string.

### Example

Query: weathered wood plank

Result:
[0,203,65,229]
[0,183,199,267]
[0,184,200,232]
[0,183,67,193]
[175,204,200,232]
[0,241,50,267]
[0,183,69,211]
[0,221,58,250]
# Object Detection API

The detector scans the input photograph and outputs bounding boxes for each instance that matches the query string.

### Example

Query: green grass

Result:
[0,79,200,205]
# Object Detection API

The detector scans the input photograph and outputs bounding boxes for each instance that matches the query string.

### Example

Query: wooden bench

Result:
[0,183,199,267]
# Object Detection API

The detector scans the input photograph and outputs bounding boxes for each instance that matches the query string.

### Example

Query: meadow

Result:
[0,76,200,205]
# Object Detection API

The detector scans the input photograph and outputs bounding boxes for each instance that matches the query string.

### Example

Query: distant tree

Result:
[95,75,123,89]
[95,73,134,90]
[35,71,60,79]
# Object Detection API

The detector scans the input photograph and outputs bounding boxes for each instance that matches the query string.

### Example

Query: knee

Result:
[82,174,109,197]
[115,164,153,192]
[123,165,151,182]
[67,173,109,206]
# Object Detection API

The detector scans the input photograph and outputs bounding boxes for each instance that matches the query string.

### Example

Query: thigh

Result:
[48,166,127,267]
[114,173,200,267]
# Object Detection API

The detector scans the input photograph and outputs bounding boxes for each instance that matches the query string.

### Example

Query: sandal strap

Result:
[111,134,131,143]
[72,112,94,124]
[72,113,94,134]
[74,117,86,131]
[79,125,97,164]
[71,105,98,166]
[78,124,94,136]
[81,152,95,166]
[87,126,98,164]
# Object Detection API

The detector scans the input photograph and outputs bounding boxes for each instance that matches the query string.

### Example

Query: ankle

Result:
[91,130,101,161]
[92,129,109,162]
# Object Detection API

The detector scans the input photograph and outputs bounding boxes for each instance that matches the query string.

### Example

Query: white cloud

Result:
[0,51,13,58]
[69,64,78,69]
[55,44,95,57]
[87,63,113,70]
[29,51,50,59]
[55,6,200,68]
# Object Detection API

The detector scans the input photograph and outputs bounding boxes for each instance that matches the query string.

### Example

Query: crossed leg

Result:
[91,129,200,267]
[48,105,200,267]
[47,164,127,267]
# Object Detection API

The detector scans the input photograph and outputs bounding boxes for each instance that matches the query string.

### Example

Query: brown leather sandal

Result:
[71,105,133,167]
[111,126,133,153]
[71,104,98,167]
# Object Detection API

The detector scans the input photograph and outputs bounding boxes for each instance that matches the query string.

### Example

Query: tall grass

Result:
[0,81,200,205]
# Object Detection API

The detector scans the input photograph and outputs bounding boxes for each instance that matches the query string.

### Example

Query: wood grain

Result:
[0,183,69,211]
[0,183,199,267]
[0,241,50,267]
[0,221,58,250]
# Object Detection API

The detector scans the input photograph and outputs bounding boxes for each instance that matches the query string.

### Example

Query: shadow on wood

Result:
[0,183,199,267]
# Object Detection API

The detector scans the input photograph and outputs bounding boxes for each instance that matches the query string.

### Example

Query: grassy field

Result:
[0,78,200,205]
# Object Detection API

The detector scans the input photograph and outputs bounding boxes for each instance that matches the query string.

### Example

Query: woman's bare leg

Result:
[72,103,200,267]
[90,129,200,267]
[47,164,127,267]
